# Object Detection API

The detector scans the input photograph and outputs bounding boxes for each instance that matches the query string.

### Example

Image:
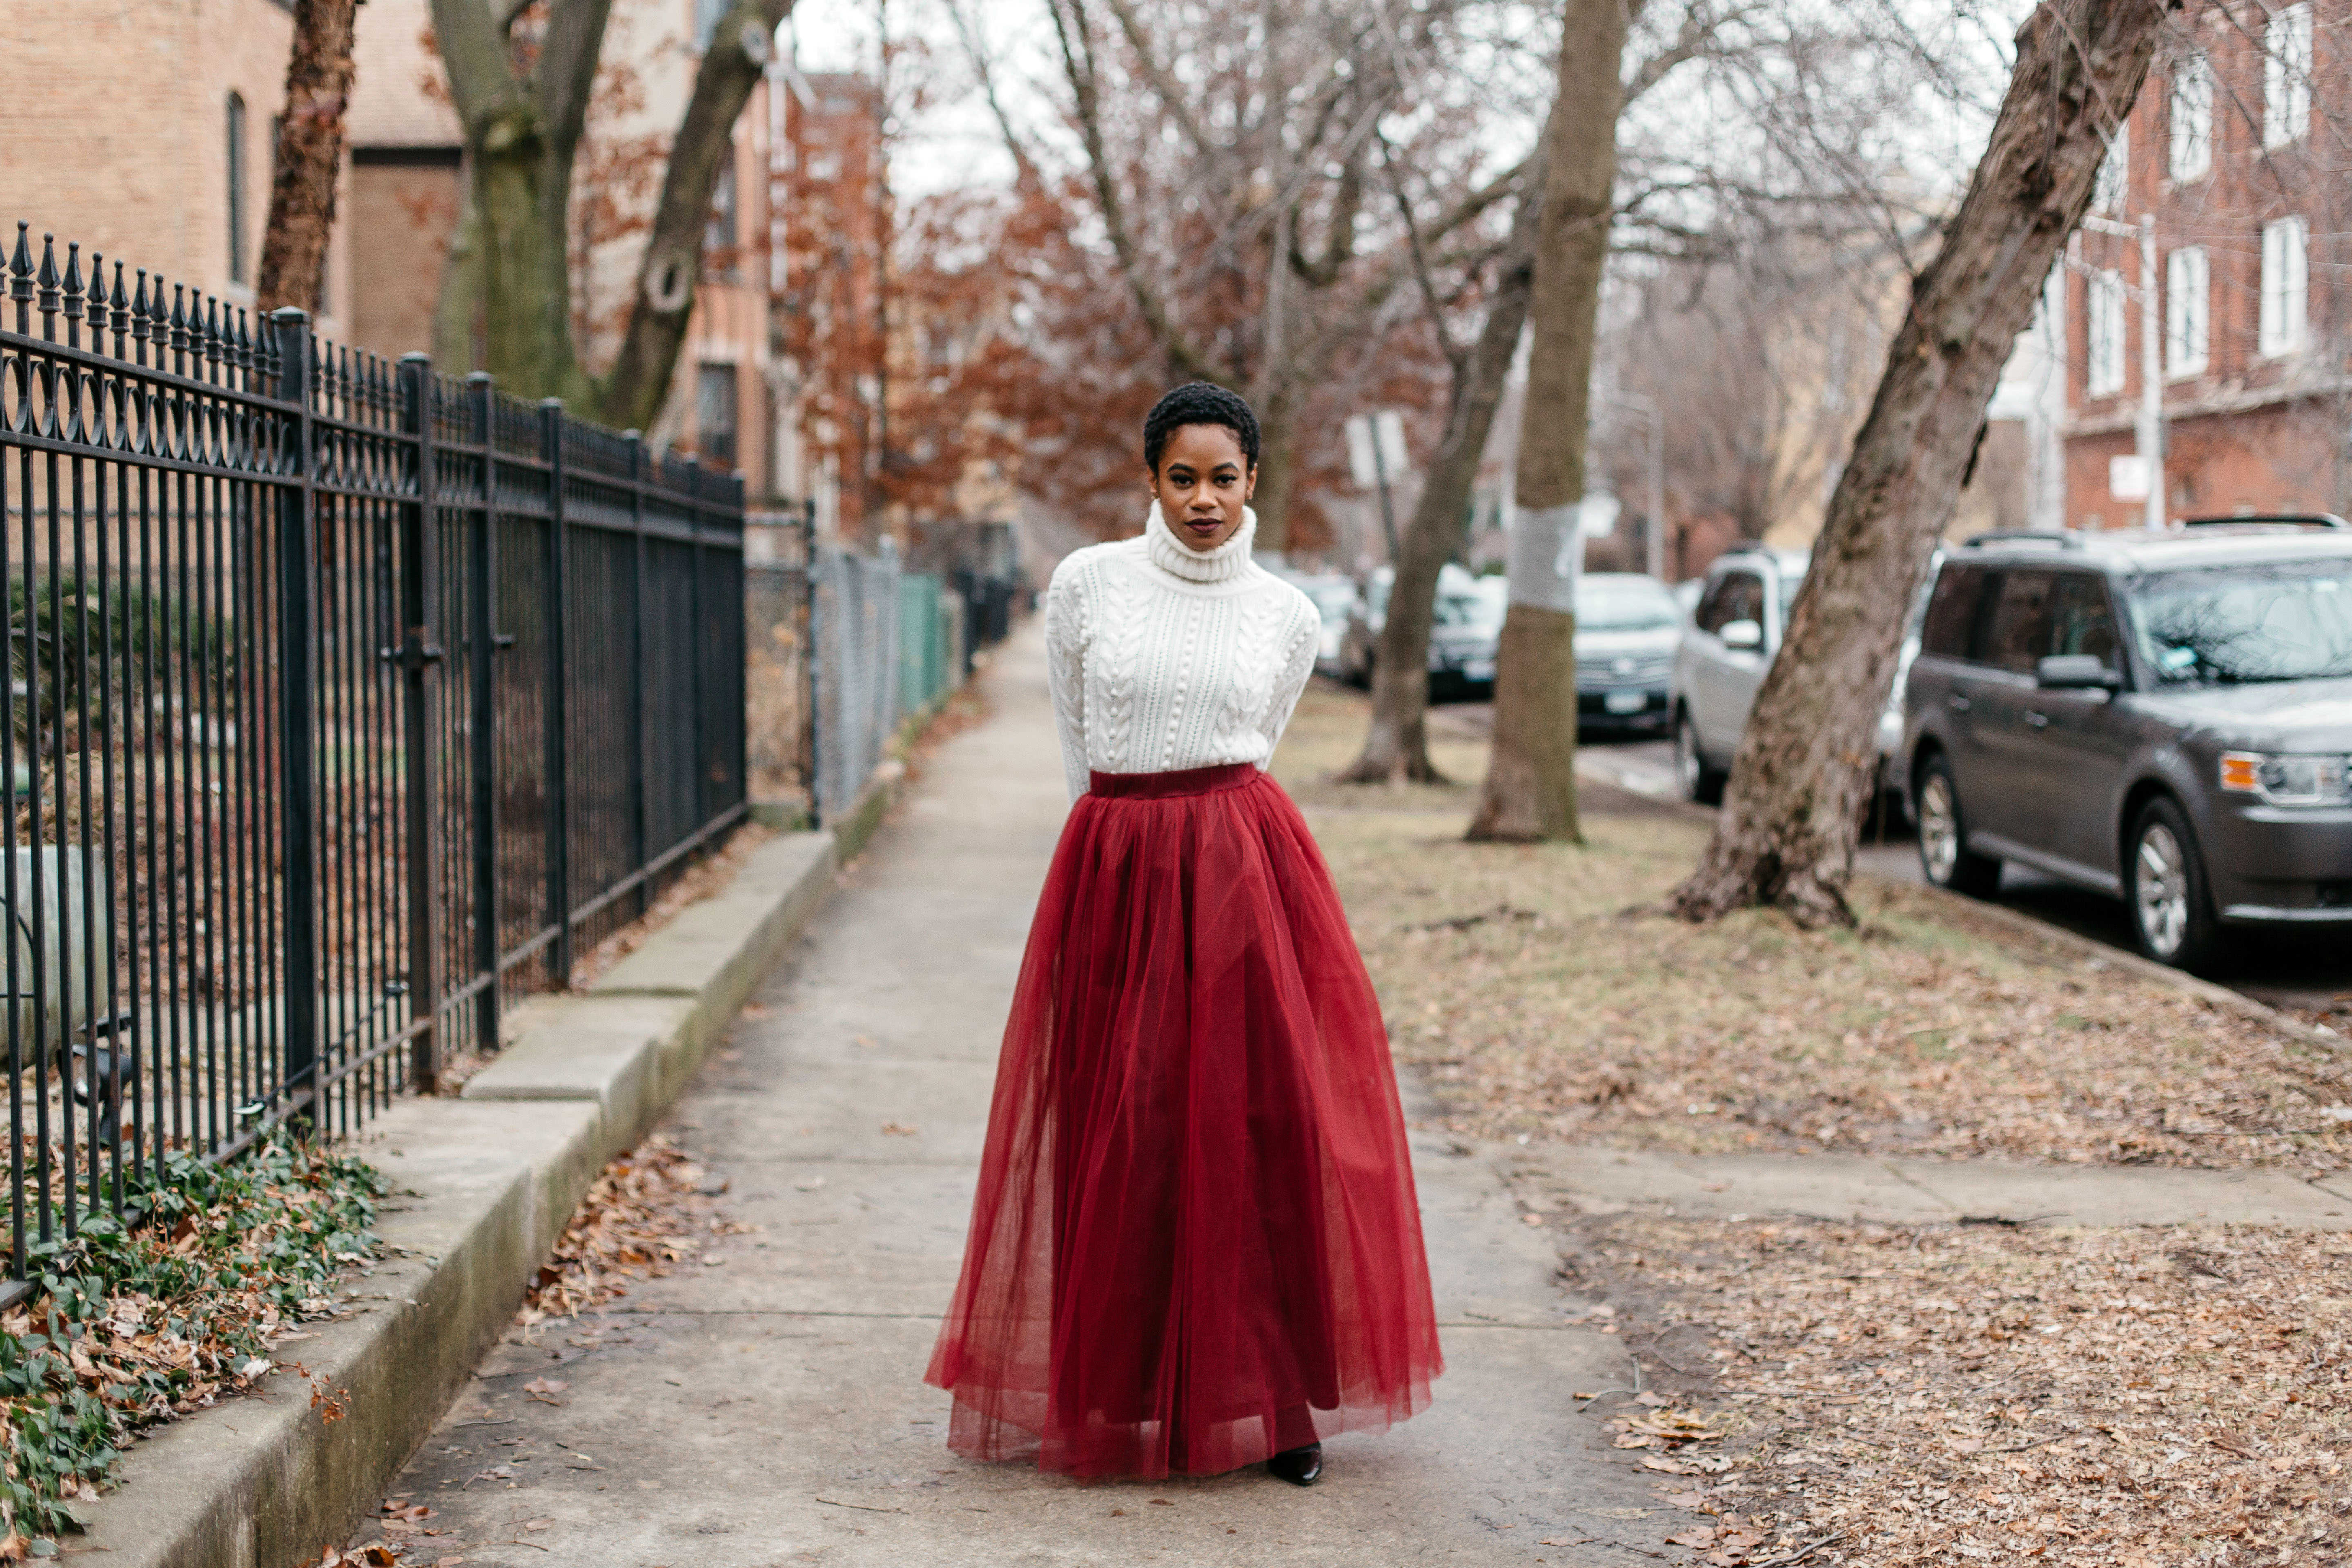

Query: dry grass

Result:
[1274,683,2352,1176]
[1539,1210,2351,1566]
[1276,683,2352,1564]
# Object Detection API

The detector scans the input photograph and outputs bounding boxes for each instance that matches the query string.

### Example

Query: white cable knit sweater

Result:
[1045,503,1322,803]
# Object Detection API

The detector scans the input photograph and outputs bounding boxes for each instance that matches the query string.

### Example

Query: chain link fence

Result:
[746,514,1003,826]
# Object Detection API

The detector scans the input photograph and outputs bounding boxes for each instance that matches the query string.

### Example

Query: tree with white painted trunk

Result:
[1466,0,1635,844]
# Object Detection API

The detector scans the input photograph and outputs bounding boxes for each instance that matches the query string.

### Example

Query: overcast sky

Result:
[783,0,2033,212]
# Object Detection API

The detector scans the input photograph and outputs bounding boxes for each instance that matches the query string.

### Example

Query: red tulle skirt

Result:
[925,762,1442,1479]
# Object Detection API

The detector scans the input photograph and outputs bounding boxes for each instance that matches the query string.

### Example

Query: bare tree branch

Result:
[535,0,619,158]
[1100,0,1216,156]
[429,0,526,123]
[1046,0,1225,384]
[599,0,795,429]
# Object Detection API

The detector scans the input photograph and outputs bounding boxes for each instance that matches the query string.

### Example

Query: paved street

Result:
[1428,702,2352,1022]
[379,628,1677,1568]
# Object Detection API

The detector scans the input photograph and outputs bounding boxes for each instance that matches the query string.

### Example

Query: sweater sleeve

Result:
[1044,556,1092,803]
[1258,592,1321,767]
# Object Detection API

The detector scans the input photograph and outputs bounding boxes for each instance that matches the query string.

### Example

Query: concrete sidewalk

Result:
[377,624,1679,1567]
[1510,1143,2352,1231]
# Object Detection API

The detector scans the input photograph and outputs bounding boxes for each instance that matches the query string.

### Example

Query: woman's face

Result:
[1149,423,1256,552]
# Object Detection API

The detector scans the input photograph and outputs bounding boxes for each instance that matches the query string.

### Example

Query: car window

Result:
[1981,569,2057,675]
[1433,584,1506,629]
[2046,573,2121,670]
[1697,571,1764,635]
[1576,577,1679,631]
[2127,558,2352,683]
[1920,564,1987,659]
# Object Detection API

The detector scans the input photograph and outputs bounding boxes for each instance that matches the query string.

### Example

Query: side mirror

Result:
[1720,618,1764,651]
[2036,653,2120,690]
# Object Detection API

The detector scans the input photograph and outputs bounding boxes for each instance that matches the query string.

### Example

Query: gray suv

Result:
[1901,521,2352,971]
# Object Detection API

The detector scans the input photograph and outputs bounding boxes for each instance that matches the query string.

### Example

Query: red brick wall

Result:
[2064,1,2352,526]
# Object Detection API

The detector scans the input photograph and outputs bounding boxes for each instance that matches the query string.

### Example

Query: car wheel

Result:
[1673,710,1726,806]
[2126,796,2223,973]
[1913,753,2000,898]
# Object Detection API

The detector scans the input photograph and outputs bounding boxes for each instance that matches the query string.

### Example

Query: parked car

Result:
[1672,577,1704,623]
[1288,573,1361,679]
[1337,567,1391,686]
[1671,545,1922,809]
[1672,544,1809,802]
[1575,573,1682,733]
[1337,564,1501,695]
[1900,519,2352,971]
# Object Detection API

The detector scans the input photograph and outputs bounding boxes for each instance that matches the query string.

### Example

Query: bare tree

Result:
[1605,224,1913,545]
[1041,0,1528,553]
[428,0,788,426]
[1342,126,1550,783]
[256,0,360,315]
[1466,0,1638,844]
[1671,0,2181,926]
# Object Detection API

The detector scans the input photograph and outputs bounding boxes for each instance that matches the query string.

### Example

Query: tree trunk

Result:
[470,118,594,404]
[1250,390,1300,559]
[1343,171,1546,785]
[255,0,359,315]
[596,1,793,431]
[1465,0,1630,844]
[1670,0,2174,926]
[433,189,485,372]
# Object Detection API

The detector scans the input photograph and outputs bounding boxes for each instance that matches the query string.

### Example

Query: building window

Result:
[2093,124,2129,214]
[2265,2,2313,150]
[2169,52,2212,182]
[2165,247,2209,379]
[227,92,248,283]
[2087,269,2127,396]
[697,363,739,468]
[706,160,738,276]
[2260,215,2308,357]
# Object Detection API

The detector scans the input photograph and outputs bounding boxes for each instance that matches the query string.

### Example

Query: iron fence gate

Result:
[0,223,746,1290]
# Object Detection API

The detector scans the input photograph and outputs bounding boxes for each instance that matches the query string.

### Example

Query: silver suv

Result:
[1672,545,1808,803]
[1901,520,2352,971]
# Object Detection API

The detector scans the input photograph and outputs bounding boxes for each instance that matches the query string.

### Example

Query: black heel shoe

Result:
[1267,1442,1323,1486]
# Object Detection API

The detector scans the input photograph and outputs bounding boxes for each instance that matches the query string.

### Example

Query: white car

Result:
[1671,543,1929,815]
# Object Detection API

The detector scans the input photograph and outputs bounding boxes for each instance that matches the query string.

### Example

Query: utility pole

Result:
[2082,212,2165,531]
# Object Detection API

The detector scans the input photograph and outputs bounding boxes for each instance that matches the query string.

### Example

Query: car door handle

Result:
[2024,710,2049,729]
[1946,694,1971,713]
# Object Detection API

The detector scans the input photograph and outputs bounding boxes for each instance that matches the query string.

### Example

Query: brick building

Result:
[2065,2,2349,527]
[0,0,356,341]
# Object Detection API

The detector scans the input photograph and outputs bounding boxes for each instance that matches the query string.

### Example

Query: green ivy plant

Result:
[0,1132,382,1552]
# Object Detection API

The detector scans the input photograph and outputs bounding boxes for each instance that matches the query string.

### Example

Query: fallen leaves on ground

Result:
[1541,1208,2351,1565]
[1272,684,2352,1176]
[0,1132,382,1554]
[515,1134,751,1326]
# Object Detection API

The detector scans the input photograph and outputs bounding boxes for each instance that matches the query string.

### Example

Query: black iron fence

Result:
[0,223,745,1290]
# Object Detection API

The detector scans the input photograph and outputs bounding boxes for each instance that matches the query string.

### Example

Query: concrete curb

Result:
[77,827,845,1568]
[1890,875,2350,1060]
[1568,757,2344,1060]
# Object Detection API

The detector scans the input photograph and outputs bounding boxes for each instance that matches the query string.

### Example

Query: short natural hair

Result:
[1143,382,1261,474]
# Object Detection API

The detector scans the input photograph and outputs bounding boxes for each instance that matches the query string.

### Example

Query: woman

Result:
[926,383,1442,1486]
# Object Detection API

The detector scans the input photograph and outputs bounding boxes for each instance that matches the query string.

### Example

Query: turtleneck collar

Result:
[1143,500,1258,584]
